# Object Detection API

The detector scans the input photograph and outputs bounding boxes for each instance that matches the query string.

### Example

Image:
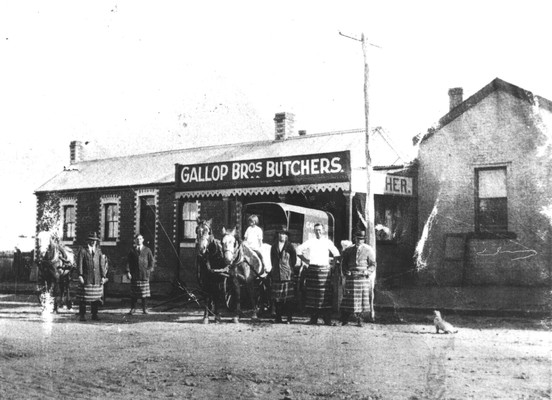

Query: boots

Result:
[79,302,86,321]
[284,303,293,324]
[274,303,283,323]
[307,313,318,325]
[340,312,351,326]
[91,301,100,321]
[128,298,136,315]
[323,310,334,326]
[142,298,148,314]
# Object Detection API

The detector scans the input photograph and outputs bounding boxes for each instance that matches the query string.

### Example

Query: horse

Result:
[195,219,230,324]
[37,231,76,313]
[220,226,266,323]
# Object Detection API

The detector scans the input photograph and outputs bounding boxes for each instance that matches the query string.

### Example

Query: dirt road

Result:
[0,294,550,399]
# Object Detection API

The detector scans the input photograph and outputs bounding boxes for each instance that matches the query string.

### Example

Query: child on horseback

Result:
[243,214,264,264]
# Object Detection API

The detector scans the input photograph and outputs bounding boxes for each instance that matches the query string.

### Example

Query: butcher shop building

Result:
[35,113,417,295]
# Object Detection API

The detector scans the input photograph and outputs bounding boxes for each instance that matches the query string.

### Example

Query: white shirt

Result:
[244,225,263,250]
[296,237,340,267]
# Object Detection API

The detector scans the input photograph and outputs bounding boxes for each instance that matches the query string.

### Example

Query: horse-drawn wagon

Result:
[192,202,337,323]
[242,202,337,314]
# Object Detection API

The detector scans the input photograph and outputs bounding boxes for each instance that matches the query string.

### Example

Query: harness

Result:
[224,240,244,266]
[224,239,265,281]
[197,235,228,276]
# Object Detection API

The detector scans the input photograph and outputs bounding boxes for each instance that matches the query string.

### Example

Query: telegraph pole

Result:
[339,31,378,249]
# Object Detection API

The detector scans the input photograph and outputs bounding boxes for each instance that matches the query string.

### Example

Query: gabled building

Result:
[414,78,552,291]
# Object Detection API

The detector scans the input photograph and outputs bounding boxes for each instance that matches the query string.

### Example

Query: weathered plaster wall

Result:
[417,90,552,286]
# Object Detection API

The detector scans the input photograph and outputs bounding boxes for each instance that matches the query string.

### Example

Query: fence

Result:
[0,250,33,282]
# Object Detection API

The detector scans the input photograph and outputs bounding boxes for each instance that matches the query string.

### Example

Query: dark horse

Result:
[37,231,75,312]
[220,226,265,323]
[196,219,230,323]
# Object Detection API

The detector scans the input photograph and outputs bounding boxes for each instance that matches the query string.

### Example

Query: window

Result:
[100,195,121,245]
[181,202,199,240]
[476,167,507,233]
[104,203,119,240]
[63,205,76,240]
[287,212,305,244]
[374,196,410,243]
[59,197,77,243]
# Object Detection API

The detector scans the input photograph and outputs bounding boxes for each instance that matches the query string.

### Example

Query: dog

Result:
[433,310,458,334]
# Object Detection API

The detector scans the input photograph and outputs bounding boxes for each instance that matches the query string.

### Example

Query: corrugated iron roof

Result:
[36,129,404,193]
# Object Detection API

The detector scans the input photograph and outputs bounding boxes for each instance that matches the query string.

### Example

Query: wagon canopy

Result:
[243,202,335,245]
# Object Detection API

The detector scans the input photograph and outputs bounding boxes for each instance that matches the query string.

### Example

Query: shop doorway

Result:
[139,196,156,254]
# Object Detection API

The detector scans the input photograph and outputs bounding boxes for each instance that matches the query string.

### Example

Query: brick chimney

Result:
[274,112,295,140]
[69,141,84,164]
[448,87,463,110]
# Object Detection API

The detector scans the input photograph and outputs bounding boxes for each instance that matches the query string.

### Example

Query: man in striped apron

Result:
[339,230,376,327]
[126,234,155,315]
[269,225,297,324]
[77,232,107,321]
[296,223,340,326]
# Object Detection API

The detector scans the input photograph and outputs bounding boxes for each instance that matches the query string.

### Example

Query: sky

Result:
[1,0,551,250]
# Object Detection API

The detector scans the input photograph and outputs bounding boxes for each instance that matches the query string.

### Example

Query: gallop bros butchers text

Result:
[181,157,342,182]
[175,151,351,190]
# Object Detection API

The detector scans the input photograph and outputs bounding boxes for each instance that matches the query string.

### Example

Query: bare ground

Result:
[0,293,550,400]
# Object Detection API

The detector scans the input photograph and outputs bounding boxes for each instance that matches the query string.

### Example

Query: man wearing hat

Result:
[76,232,108,321]
[269,225,297,324]
[126,234,155,315]
[339,230,376,327]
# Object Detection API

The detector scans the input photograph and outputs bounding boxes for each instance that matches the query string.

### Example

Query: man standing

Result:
[339,230,376,327]
[269,225,297,324]
[126,234,155,315]
[296,223,340,326]
[76,232,107,321]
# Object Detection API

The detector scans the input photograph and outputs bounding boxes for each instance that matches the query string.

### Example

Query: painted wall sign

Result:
[175,151,351,191]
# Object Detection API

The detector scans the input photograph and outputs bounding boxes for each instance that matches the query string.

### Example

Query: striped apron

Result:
[304,265,333,311]
[271,280,295,303]
[77,284,104,304]
[130,281,151,299]
[340,273,371,313]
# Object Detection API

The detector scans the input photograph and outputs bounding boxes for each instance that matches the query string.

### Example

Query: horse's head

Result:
[221,227,240,265]
[37,231,59,261]
[196,219,213,256]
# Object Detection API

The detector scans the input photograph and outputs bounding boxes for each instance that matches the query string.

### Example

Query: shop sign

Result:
[175,151,351,191]
[385,175,412,196]
[372,173,413,196]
